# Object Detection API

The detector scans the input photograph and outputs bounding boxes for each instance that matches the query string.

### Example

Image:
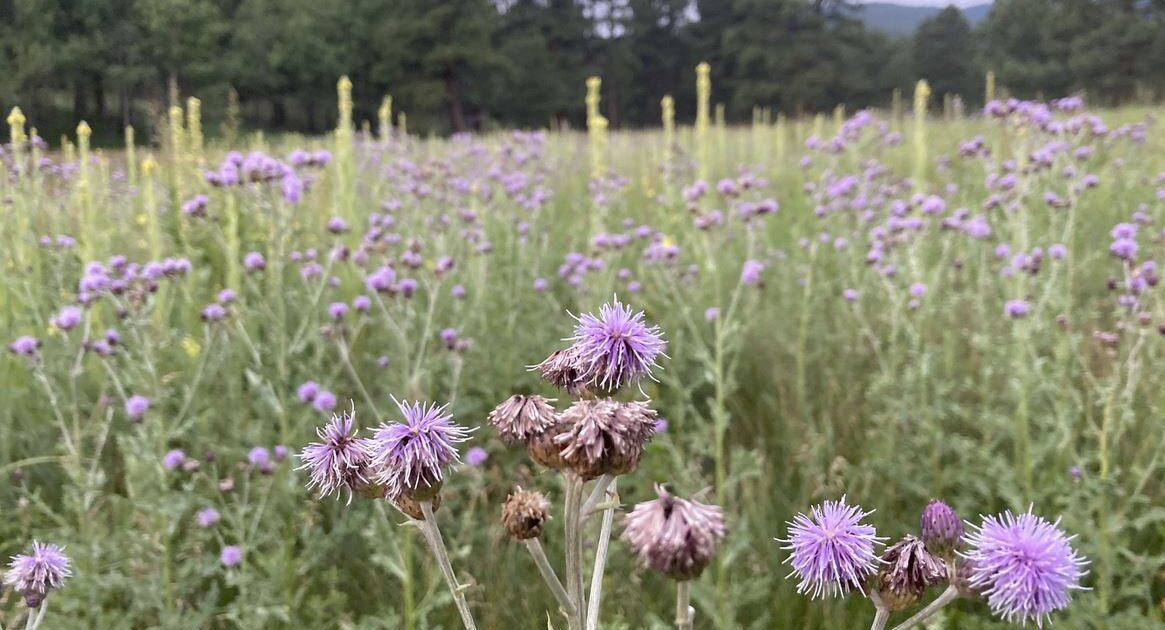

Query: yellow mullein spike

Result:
[378,96,393,142]
[125,126,137,185]
[661,94,675,174]
[913,80,931,184]
[585,76,605,180]
[142,155,158,176]
[224,88,240,146]
[695,62,711,180]
[186,97,203,163]
[985,71,996,103]
[833,104,845,130]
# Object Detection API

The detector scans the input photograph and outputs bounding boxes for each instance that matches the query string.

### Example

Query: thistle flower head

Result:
[920,499,964,555]
[876,535,948,611]
[368,399,472,500]
[487,395,558,444]
[567,297,666,393]
[778,496,885,599]
[533,347,588,395]
[298,407,380,502]
[554,399,657,480]
[622,485,726,580]
[501,489,552,540]
[962,508,1088,627]
[3,541,72,607]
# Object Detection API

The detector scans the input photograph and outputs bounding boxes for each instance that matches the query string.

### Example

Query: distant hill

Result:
[856,3,992,36]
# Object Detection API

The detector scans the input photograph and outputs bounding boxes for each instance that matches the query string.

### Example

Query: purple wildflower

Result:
[197,508,221,527]
[298,408,378,500]
[368,399,472,500]
[567,297,667,392]
[741,259,764,286]
[248,446,271,468]
[487,394,558,444]
[465,447,488,467]
[8,336,41,356]
[622,485,727,580]
[125,395,150,419]
[220,546,243,567]
[163,449,186,470]
[353,295,372,313]
[962,508,1088,626]
[3,541,72,607]
[327,302,349,321]
[297,381,320,403]
[52,306,82,331]
[313,391,337,412]
[843,289,859,302]
[200,303,228,322]
[243,252,266,272]
[909,282,927,297]
[217,289,237,304]
[778,496,884,599]
[705,307,719,322]
[451,284,467,299]
[533,277,548,292]
[1109,238,1137,261]
[1005,299,1031,319]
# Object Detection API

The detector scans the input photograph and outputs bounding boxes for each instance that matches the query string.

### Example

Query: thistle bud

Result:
[876,535,948,611]
[920,499,964,556]
[501,489,552,540]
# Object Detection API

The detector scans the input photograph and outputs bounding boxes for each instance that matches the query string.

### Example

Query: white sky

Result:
[855,0,991,6]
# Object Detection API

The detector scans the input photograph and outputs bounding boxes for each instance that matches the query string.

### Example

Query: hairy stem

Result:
[869,591,890,630]
[524,538,575,619]
[419,501,477,630]
[675,580,692,630]
[564,474,586,630]
[585,479,616,630]
[890,585,959,630]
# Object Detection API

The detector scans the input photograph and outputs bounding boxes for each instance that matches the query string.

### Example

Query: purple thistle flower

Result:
[9,335,41,356]
[451,284,467,299]
[440,328,458,350]
[327,302,349,321]
[243,252,266,272]
[125,395,151,419]
[297,381,320,403]
[567,297,667,393]
[368,399,472,500]
[220,545,243,567]
[909,282,927,297]
[1049,244,1068,260]
[353,295,372,313]
[327,217,349,234]
[297,408,378,501]
[654,418,668,434]
[217,289,237,304]
[921,499,964,555]
[778,496,885,599]
[843,289,859,302]
[273,445,288,462]
[197,508,221,527]
[52,306,82,331]
[533,277,548,292]
[622,484,727,580]
[200,303,228,322]
[163,449,186,470]
[465,446,488,467]
[1005,299,1031,319]
[248,446,271,468]
[3,541,72,607]
[740,259,764,286]
[313,391,337,412]
[1109,238,1138,261]
[962,508,1088,626]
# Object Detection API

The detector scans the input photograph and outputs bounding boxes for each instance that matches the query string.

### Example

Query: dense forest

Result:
[2,0,1165,139]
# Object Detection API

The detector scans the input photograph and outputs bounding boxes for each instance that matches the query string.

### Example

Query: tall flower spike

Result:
[297,406,381,502]
[368,399,472,501]
[3,541,72,607]
[876,535,948,611]
[568,297,666,393]
[778,496,885,599]
[554,399,657,480]
[962,508,1088,627]
[488,395,557,444]
[622,485,726,580]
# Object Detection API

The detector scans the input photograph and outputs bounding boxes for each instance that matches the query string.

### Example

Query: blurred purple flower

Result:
[197,508,220,527]
[313,391,337,412]
[465,447,488,467]
[3,541,72,607]
[163,449,186,470]
[126,395,151,419]
[220,546,243,567]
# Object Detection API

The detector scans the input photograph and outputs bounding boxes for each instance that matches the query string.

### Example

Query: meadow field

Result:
[1,82,1164,628]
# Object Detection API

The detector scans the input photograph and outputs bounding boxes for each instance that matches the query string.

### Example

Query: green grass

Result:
[1,105,1163,629]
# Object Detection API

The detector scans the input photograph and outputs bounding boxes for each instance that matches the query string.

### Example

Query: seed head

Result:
[501,489,552,540]
[488,395,558,444]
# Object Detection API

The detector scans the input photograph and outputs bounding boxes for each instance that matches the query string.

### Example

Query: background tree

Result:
[913,6,978,106]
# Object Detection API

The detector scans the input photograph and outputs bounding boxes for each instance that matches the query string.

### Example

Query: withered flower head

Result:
[501,489,552,540]
[488,395,558,444]
[876,535,948,611]
[621,485,726,580]
[555,399,657,480]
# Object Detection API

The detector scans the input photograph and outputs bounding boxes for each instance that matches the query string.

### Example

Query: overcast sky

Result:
[855,0,991,6]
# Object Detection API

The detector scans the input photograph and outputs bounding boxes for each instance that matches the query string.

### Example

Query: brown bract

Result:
[501,489,552,540]
[554,399,657,480]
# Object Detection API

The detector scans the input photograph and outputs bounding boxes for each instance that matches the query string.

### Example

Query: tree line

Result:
[2,0,1165,142]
